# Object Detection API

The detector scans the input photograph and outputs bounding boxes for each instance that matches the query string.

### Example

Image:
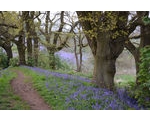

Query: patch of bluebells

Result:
[22,66,144,110]
[65,85,130,110]
[22,66,91,83]
[116,88,144,110]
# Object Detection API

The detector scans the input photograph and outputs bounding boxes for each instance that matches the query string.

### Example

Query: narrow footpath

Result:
[11,71,51,110]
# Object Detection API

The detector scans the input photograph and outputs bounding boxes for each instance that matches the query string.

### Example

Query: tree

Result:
[0,12,17,66]
[73,24,87,72]
[125,11,150,84]
[22,11,34,66]
[77,11,129,90]
[22,11,40,66]
[37,11,77,69]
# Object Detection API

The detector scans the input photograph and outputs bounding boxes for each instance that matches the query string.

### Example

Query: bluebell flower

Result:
[92,102,101,110]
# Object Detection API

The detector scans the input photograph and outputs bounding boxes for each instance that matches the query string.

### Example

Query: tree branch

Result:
[0,23,18,29]
[125,40,138,57]
[129,34,141,39]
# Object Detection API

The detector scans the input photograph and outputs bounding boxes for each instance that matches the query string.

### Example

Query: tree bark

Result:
[95,32,114,90]
[16,35,26,65]
[74,38,80,72]
[4,45,13,66]
[48,49,55,69]
[33,37,39,66]
[95,32,125,90]
[25,11,33,66]
[1,41,13,66]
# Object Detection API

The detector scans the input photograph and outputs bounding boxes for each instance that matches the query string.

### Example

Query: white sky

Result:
[1,0,150,11]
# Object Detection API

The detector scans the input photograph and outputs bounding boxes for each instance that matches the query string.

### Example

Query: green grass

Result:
[17,67,65,109]
[17,67,133,110]
[0,66,138,110]
[16,67,95,109]
[0,68,30,110]
[115,74,135,87]
[51,69,93,79]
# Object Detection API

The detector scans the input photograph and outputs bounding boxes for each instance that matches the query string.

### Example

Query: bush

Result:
[130,46,150,108]
[55,55,71,70]
[9,57,19,67]
[38,52,71,71]
[27,58,34,66]
[0,50,8,69]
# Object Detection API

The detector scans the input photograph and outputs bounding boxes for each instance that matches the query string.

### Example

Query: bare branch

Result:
[129,34,141,39]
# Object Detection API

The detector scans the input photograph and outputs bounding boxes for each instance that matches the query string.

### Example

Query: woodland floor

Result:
[10,71,51,110]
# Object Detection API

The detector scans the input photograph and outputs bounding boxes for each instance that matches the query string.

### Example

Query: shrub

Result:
[0,50,8,69]
[55,55,71,70]
[9,57,19,67]
[38,52,71,71]
[27,58,34,66]
[130,46,150,108]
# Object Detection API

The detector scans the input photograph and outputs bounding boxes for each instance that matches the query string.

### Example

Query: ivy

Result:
[134,46,150,108]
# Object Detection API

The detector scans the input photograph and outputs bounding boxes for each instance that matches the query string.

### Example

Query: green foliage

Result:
[9,57,19,67]
[129,46,150,108]
[27,57,34,66]
[142,16,150,25]
[0,50,8,69]
[115,74,135,87]
[55,55,71,70]
[0,68,30,109]
[38,51,71,71]
[78,11,128,40]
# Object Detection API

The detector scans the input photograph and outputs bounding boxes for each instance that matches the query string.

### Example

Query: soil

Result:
[10,71,51,110]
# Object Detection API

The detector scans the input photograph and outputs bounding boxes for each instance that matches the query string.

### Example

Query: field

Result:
[0,65,144,110]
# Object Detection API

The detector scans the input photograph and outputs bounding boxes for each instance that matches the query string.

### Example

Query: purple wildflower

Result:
[92,102,101,110]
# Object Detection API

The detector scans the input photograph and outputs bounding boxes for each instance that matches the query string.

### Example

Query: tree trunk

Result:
[25,12,33,66]
[27,37,33,66]
[2,41,13,66]
[140,25,150,47]
[5,46,13,66]
[74,38,80,72]
[48,49,55,69]
[92,56,96,83]
[95,32,115,90]
[95,32,125,90]
[79,37,83,72]
[16,35,26,65]
[33,37,39,66]
[17,45,26,65]
[77,11,128,90]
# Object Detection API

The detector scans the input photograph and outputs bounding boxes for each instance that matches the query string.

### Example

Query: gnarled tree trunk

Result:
[95,32,125,90]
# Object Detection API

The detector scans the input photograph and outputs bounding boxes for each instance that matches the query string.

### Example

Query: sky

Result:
[0,0,150,11]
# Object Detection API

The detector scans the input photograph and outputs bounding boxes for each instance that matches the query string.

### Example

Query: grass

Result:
[0,66,141,110]
[115,74,135,87]
[51,69,93,79]
[0,68,30,110]
[15,67,91,109]
[18,66,136,110]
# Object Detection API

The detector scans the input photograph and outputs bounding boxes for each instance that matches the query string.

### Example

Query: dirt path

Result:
[11,71,51,110]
